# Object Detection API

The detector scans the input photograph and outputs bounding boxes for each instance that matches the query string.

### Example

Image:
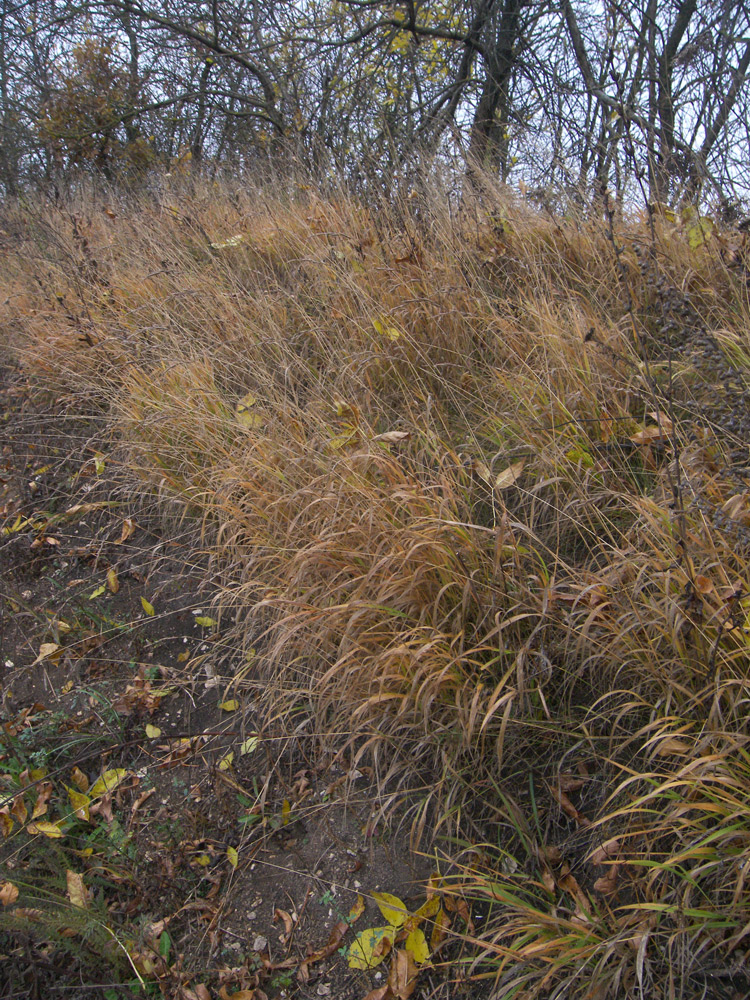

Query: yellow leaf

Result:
[373,318,401,340]
[0,881,19,906]
[195,853,211,866]
[240,736,258,756]
[373,891,409,928]
[195,616,217,627]
[219,700,238,712]
[348,926,395,969]
[62,680,74,694]
[0,811,14,837]
[414,896,441,921]
[145,724,161,738]
[494,459,526,490]
[89,585,106,600]
[28,821,64,838]
[236,392,264,428]
[141,597,155,616]
[404,927,430,964]
[106,568,119,594]
[218,752,234,771]
[33,643,62,665]
[66,870,89,909]
[66,787,91,822]
[227,846,238,869]
[93,453,106,475]
[429,907,450,951]
[687,218,714,249]
[282,799,291,824]
[177,651,189,662]
[89,768,128,798]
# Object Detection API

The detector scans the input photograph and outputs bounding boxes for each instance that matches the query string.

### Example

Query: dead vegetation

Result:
[2,172,750,999]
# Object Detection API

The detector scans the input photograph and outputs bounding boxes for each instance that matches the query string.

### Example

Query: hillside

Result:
[1,176,750,1000]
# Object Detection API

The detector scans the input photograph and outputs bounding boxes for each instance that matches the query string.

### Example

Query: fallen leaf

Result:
[32,643,62,665]
[89,768,128,798]
[0,881,19,906]
[106,567,119,594]
[28,821,64,838]
[219,699,238,712]
[494,459,526,490]
[227,846,238,869]
[429,907,451,951]
[275,908,294,937]
[218,752,234,771]
[348,926,395,969]
[593,865,619,896]
[654,738,692,756]
[145,724,162,738]
[388,948,419,999]
[374,431,411,444]
[11,795,27,825]
[347,894,366,924]
[30,782,52,820]
[195,616,217,628]
[361,988,391,1000]
[66,787,91,822]
[0,809,14,837]
[373,318,401,341]
[70,766,89,793]
[117,518,136,543]
[589,839,620,865]
[141,597,155,616]
[66,870,90,908]
[89,585,106,600]
[373,892,409,928]
[404,927,430,965]
[240,736,259,756]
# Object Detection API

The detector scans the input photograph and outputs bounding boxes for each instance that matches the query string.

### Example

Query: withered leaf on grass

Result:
[0,881,19,906]
[66,870,90,909]
[117,518,136,543]
[589,839,620,865]
[593,865,620,896]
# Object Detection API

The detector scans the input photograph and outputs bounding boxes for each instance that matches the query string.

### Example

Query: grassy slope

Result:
[2,173,750,997]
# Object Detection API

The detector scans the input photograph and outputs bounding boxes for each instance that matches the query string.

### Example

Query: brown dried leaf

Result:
[361,988,392,1000]
[558,773,585,793]
[10,794,27,826]
[117,518,136,543]
[589,839,620,865]
[274,908,294,938]
[494,459,526,490]
[0,881,19,906]
[593,865,619,896]
[654,737,692,756]
[388,949,419,999]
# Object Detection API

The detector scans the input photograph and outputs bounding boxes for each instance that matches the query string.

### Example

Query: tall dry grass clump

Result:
[2,172,750,996]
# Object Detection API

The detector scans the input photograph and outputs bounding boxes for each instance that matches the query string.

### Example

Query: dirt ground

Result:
[0,358,488,1000]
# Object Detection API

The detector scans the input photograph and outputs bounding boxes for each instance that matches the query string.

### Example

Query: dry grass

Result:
[2,171,750,996]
